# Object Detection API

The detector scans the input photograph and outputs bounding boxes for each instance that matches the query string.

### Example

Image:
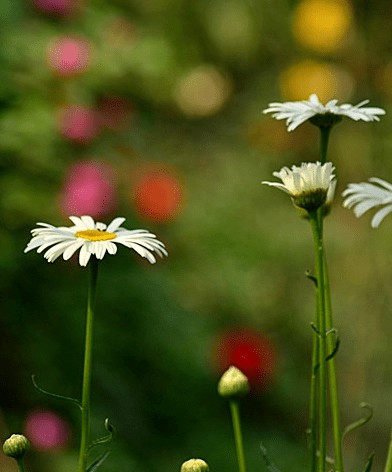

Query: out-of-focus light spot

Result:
[57,104,102,145]
[98,95,135,131]
[130,164,186,223]
[292,0,353,54]
[205,0,258,62]
[30,0,85,17]
[248,119,311,153]
[173,65,232,117]
[280,59,355,103]
[375,63,392,102]
[46,36,93,79]
[24,409,71,452]
[104,18,138,49]
[59,160,117,219]
[212,328,278,391]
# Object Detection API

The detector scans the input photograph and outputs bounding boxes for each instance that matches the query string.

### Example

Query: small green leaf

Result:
[364,452,375,472]
[305,269,318,287]
[86,450,111,472]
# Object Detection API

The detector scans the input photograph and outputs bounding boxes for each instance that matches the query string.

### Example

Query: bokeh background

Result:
[1,0,392,471]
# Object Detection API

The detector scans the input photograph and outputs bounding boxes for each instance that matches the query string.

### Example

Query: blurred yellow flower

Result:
[292,0,353,54]
[280,59,354,103]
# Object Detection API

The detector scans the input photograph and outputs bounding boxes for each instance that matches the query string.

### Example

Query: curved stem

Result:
[309,211,327,472]
[78,257,99,472]
[229,400,247,472]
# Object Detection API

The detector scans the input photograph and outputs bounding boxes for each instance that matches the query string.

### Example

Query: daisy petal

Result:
[371,205,392,228]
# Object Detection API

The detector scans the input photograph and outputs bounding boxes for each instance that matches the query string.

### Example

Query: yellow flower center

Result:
[75,229,117,241]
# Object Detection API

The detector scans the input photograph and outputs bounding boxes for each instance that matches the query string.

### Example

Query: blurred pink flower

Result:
[59,160,117,219]
[212,328,278,391]
[24,408,70,451]
[131,164,186,223]
[31,0,85,16]
[58,105,102,145]
[46,35,93,78]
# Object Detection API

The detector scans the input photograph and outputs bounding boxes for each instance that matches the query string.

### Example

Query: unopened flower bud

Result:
[3,434,31,459]
[218,365,250,398]
[181,458,209,472]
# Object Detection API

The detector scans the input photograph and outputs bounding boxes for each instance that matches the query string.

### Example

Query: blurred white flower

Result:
[263,161,336,213]
[263,94,385,131]
[342,177,392,227]
[25,215,167,266]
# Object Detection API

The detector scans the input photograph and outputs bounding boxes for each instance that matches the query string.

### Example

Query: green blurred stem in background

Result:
[78,257,99,472]
[229,400,247,472]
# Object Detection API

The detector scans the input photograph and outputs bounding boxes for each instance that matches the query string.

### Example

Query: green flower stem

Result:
[229,399,247,472]
[319,127,332,165]
[323,254,344,472]
[309,306,319,472]
[309,211,327,472]
[16,458,25,472]
[78,256,99,472]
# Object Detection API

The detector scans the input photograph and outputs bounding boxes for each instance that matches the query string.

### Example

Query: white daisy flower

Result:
[342,177,392,228]
[24,215,168,266]
[263,94,386,131]
[263,161,336,213]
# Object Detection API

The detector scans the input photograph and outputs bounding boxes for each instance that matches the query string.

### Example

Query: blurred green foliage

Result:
[2,0,392,472]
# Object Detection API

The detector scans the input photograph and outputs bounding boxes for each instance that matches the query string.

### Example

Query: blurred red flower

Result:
[24,408,71,452]
[212,328,278,390]
[130,164,186,223]
[59,160,117,219]
[57,104,102,145]
[46,35,93,79]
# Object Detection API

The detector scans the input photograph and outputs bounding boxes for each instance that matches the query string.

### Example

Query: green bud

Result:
[3,434,31,459]
[217,365,250,398]
[292,188,328,213]
[181,458,209,472]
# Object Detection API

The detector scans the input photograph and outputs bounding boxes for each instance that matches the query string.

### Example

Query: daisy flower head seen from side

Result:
[342,177,392,228]
[263,94,386,132]
[263,161,336,214]
[24,215,168,267]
